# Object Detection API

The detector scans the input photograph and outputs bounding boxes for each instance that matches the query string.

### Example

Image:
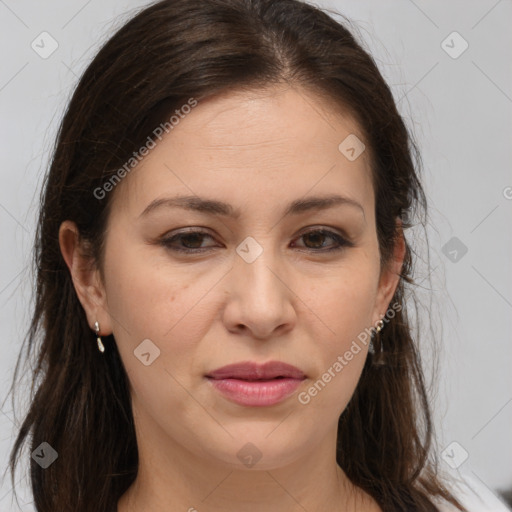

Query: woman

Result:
[8,0,471,510]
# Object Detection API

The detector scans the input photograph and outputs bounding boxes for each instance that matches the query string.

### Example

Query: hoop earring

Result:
[94,321,105,353]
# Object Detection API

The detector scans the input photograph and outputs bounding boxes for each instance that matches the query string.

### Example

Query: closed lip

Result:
[205,361,306,380]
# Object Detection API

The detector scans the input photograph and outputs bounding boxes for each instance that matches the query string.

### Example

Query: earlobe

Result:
[58,220,112,334]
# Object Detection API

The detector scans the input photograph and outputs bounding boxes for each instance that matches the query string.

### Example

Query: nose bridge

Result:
[220,232,297,339]
[226,234,296,336]
[234,235,283,302]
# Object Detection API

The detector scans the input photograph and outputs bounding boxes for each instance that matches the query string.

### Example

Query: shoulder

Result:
[433,472,512,512]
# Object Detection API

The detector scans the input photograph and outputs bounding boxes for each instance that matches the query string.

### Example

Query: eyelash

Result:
[159,228,353,254]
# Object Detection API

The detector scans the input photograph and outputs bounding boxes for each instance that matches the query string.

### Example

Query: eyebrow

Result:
[138,194,365,220]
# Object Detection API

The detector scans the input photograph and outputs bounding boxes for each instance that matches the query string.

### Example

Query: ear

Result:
[372,217,406,324]
[58,220,113,336]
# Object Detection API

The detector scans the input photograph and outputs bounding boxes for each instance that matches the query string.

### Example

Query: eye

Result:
[160,229,217,253]
[291,228,352,253]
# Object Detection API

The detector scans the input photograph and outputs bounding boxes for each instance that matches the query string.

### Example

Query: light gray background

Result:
[1,1,511,510]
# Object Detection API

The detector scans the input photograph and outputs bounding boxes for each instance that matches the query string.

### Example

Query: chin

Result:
[196,429,310,471]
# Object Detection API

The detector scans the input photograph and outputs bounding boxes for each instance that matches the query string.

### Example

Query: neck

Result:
[117,417,377,512]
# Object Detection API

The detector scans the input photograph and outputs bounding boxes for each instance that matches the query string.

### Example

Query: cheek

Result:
[104,254,208,424]
[104,245,231,400]
[293,259,377,412]
[296,295,372,423]
[105,245,210,342]
[300,259,378,346]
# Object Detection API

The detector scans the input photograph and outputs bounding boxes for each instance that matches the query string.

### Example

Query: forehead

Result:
[109,85,374,221]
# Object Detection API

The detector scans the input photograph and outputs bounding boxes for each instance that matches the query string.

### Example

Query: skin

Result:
[59,84,405,512]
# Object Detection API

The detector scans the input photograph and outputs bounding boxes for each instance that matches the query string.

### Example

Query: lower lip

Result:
[206,377,304,407]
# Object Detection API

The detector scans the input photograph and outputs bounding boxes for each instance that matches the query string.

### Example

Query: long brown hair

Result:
[7,1,467,511]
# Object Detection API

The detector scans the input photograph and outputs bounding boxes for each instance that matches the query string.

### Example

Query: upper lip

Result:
[206,361,306,380]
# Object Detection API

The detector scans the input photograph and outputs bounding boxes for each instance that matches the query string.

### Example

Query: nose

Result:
[222,241,297,340]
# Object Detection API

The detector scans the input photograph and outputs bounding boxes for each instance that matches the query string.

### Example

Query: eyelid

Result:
[297,225,351,240]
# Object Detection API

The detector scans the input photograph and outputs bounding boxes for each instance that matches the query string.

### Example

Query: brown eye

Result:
[292,229,352,252]
[160,230,218,253]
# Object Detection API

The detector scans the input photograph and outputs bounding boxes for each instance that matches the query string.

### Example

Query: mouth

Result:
[205,361,306,407]
[206,361,306,380]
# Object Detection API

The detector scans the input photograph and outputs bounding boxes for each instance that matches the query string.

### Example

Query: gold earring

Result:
[369,318,385,356]
[94,321,105,353]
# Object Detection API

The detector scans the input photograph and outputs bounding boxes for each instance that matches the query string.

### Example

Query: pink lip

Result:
[206,361,306,407]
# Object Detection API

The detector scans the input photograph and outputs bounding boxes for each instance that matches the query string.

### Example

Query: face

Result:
[63,85,403,472]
